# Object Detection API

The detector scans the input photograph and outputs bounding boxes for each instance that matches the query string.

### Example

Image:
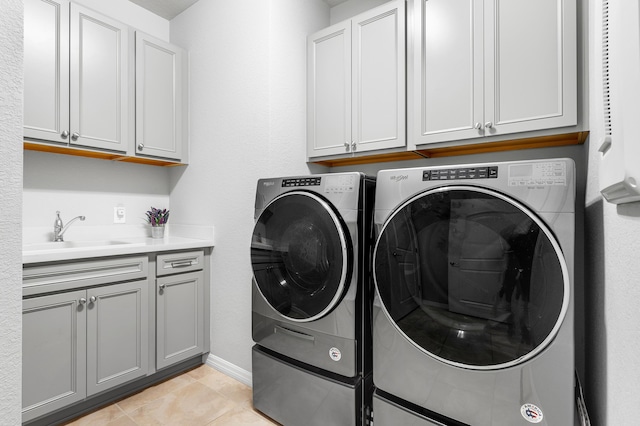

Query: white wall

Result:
[168,0,329,374]
[583,1,640,424]
[23,151,171,242]
[0,1,23,424]
[330,0,389,24]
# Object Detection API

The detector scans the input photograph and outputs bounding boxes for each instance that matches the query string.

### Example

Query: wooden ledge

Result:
[24,141,185,167]
[416,131,589,158]
[310,132,588,167]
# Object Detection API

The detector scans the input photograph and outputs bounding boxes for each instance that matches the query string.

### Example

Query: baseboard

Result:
[205,353,252,387]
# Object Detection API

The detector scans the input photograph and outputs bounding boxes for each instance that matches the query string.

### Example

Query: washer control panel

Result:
[324,174,356,193]
[282,177,321,187]
[508,161,567,186]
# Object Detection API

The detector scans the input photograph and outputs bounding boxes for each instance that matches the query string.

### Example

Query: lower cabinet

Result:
[22,280,149,423]
[156,270,205,370]
[22,249,209,424]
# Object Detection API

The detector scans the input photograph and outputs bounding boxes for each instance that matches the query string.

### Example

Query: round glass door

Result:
[251,191,352,322]
[373,187,569,369]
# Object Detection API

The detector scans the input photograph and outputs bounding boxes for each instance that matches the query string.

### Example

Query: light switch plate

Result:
[114,207,126,223]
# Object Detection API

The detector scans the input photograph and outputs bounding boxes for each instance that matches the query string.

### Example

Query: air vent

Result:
[600,0,612,153]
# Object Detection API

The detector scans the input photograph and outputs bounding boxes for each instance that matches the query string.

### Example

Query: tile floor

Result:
[63,364,280,426]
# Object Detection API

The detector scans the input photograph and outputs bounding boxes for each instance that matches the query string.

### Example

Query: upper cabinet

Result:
[24,0,129,152]
[23,0,189,165]
[409,0,577,148]
[307,0,406,159]
[135,32,186,162]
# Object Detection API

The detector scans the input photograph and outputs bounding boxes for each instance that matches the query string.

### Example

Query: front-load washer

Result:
[251,172,375,426]
[371,159,576,425]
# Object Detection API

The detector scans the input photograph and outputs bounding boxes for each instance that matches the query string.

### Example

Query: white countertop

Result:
[23,224,215,264]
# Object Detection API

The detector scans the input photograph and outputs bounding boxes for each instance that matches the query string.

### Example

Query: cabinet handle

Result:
[71,132,79,141]
[138,143,144,151]
[474,122,482,130]
[344,142,350,152]
[484,122,493,129]
[159,284,166,291]
[351,142,357,151]
[61,130,69,139]
[89,296,97,304]
[79,297,86,305]
[171,260,193,268]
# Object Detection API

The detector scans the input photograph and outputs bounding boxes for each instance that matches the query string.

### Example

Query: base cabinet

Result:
[156,271,205,370]
[22,280,148,423]
[155,250,206,370]
[23,290,87,422]
[22,249,210,424]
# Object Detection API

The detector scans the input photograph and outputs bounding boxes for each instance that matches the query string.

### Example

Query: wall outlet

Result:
[114,207,126,224]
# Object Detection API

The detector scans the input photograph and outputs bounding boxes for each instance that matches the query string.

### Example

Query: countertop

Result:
[23,225,215,265]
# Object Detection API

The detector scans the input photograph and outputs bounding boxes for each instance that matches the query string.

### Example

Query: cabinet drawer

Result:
[23,256,148,297]
[156,250,204,276]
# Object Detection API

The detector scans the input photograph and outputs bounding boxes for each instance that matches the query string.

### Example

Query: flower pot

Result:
[151,225,165,239]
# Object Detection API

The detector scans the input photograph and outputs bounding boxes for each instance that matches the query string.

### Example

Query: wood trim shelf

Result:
[24,141,185,167]
[310,132,588,167]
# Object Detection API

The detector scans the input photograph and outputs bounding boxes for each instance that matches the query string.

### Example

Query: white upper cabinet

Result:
[24,0,70,143]
[308,0,406,159]
[409,0,577,148]
[24,0,129,152]
[70,3,129,152]
[135,32,185,162]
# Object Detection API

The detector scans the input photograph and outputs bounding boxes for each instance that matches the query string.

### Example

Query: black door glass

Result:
[251,193,351,320]
[374,189,566,367]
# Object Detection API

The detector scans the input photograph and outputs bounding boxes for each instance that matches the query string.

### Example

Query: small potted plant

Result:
[146,207,169,238]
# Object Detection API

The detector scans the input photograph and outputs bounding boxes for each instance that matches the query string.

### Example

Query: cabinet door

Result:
[156,271,205,370]
[86,280,149,396]
[484,0,577,134]
[69,3,129,152]
[307,21,352,158]
[352,0,406,153]
[135,32,185,161]
[23,0,70,143]
[409,0,484,146]
[22,291,87,423]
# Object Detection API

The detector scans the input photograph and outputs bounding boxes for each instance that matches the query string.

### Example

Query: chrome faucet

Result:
[54,211,86,242]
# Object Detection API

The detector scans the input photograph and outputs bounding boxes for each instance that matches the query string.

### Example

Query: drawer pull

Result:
[274,325,315,342]
[170,260,193,268]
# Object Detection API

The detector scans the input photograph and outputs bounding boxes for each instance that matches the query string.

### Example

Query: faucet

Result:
[54,211,86,242]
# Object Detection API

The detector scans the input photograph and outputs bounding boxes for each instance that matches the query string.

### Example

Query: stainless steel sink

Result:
[23,240,133,251]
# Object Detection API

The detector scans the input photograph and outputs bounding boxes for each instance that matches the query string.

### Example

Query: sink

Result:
[23,240,133,251]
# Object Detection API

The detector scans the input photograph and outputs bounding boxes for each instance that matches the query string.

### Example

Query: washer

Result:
[371,159,576,425]
[251,172,375,426]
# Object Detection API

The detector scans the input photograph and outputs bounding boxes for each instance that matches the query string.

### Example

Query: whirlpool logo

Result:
[390,175,409,182]
[262,181,275,187]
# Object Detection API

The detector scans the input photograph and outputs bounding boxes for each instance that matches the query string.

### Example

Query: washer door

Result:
[251,191,352,322]
[374,186,569,369]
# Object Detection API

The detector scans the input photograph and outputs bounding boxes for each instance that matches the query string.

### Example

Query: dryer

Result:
[371,159,576,425]
[251,172,375,426]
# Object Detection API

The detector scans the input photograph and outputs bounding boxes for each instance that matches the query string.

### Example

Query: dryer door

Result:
[251,191,352,322]
[373,186,569,369]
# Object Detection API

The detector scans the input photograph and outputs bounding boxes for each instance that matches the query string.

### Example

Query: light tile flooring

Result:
[63,365,280,426]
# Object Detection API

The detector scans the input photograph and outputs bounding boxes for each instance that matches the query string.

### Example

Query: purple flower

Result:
[146,207,170,226]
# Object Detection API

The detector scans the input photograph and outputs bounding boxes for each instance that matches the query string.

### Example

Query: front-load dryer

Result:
[251,172,375,426]
[371,159,576,425]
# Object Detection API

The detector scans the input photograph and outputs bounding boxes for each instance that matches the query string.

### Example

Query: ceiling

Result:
[129,0,347,20]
